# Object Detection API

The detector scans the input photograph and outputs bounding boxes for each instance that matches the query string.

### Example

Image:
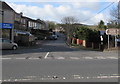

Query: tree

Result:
[75,26,100,43]
[109,1,120,28]
[61,16,78,35]
[98,20,104,29]
[61,16,79,44]
[61,16,78,24]
[98,20,107,30]
[110,4,119,20]
[46,21,56,31]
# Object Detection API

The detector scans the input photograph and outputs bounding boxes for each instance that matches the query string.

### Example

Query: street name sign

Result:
[0,23,13,29]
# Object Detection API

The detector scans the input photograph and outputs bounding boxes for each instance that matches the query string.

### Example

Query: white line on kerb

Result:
[44,52,49,59]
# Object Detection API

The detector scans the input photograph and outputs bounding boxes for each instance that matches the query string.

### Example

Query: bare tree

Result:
[61,16,79,44]
[61,16,78,34]
[110,5,118,20]
[61,16,78,24]
[109,1,120,28]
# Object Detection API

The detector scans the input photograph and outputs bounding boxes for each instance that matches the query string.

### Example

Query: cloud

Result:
[8,2,109,25]
[5,0,117,2]
[71,2,100,10]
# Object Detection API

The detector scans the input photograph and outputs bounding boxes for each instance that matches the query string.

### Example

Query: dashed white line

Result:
[106,57,118,59]
[95,57,106,59]
[15,58,26,59]
[55,56,65,59]
[84,57,93,59]
[0,56,118,60]
[70,57,80,60]
[28,58,40,60]
[0,58,11,60]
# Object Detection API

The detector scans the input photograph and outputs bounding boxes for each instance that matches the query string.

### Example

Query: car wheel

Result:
[12,46,17,50]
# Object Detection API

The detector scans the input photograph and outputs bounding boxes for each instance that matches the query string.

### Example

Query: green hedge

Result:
[75,26,101,43]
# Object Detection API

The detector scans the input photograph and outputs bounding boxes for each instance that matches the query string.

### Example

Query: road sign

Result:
[106,28,120,35]
[0,23,13,29]
[100,31,105,35]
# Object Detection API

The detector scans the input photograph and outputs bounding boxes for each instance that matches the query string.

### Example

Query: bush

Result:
[75,26,100,43]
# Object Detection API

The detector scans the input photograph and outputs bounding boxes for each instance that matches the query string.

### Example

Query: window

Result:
[3,39,11,43]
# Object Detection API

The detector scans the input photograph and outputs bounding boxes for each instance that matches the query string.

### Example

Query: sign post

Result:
[106,29,110,50]
[115,35,117,48]
[108,34,110,50]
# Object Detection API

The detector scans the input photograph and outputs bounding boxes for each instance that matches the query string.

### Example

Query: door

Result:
[2,39,12,49]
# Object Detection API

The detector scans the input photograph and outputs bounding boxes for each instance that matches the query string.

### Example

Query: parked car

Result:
[0,38,18,50]
[47,35,58,40]
[14,31,36,46]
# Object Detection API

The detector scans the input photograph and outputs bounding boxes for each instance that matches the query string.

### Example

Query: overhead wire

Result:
[81,1,117,22]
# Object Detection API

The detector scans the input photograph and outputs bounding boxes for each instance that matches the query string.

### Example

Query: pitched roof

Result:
[0,1,14,11]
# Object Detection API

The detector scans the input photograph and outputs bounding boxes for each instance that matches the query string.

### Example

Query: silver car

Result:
[0,38,18,50]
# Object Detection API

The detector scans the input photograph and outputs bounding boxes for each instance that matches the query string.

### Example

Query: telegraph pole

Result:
[115,0,120,48]
[118,0,120,25]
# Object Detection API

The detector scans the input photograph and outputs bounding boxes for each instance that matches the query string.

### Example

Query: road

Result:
[1,33,119,82]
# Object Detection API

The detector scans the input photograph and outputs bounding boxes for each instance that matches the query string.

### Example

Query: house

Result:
[1,1,48,44]
[0,1,15,41]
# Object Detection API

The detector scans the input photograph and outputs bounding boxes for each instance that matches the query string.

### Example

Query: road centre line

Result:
[44,52,49,59]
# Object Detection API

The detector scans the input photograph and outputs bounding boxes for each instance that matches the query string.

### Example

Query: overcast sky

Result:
[4,0,118,25]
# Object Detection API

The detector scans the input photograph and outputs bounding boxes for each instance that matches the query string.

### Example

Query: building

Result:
[14,13,48,34]
[0,1,15,41]
[0,1,47,42]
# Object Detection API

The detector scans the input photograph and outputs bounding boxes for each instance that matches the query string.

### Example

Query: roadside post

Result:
[100,30,105,51]
[115,35,117,48]
[108,34,110,50]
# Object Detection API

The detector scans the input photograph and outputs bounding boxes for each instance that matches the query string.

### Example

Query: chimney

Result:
[20,12,23,16]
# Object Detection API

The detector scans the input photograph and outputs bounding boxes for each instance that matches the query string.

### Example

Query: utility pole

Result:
[115,0,120,48]
[118,0,120,25]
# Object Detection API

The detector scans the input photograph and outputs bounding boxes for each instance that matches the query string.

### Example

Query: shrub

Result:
[75,26,100,43]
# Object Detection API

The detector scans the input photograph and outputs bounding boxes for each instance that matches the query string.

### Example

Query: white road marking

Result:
[0,58,11,60]
[15,58,26,59]
[1,74,119,82]
[0,56,118,60]
[70,57,80,60]
[55,56,65,59]
[28,58,40,60]
[84,57,93,59]
[44,52,49,59]
[95,57,106,59]
[106,57,118,59]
